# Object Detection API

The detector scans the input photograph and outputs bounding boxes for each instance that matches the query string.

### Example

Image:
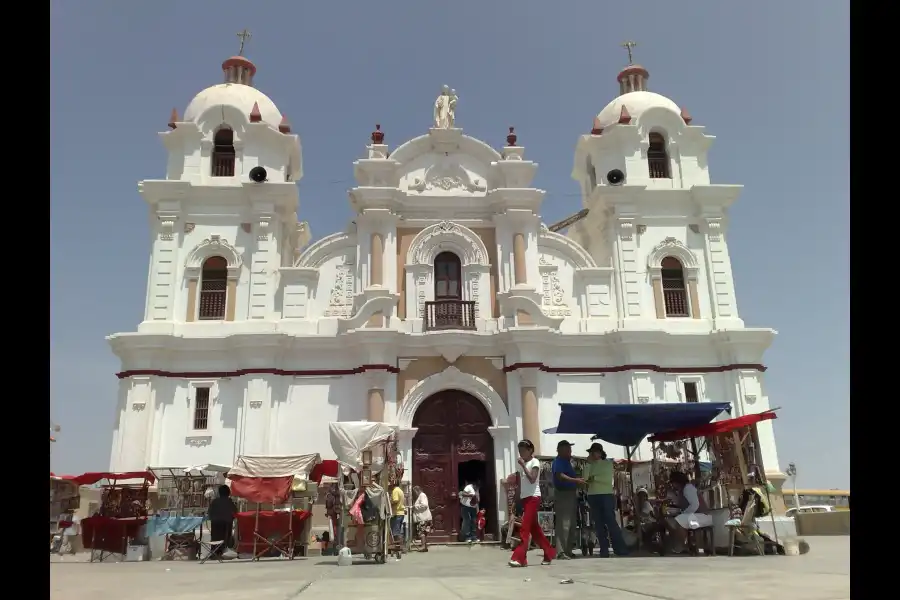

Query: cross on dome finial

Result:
[237,29,252,56]
[616,41,649,96]
[621,41,637,65]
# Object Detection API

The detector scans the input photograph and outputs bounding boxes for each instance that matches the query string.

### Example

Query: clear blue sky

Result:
[50,1,849,489]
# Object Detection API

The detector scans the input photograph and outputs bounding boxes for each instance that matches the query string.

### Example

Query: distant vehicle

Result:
[785,505,836,518]
[783,489,850,511]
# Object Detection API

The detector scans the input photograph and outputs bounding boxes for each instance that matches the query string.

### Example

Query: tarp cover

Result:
[59,471,156,486]
[310,460,340,483]
[228,454,322,479]
[329,421,396,472]
[648,410,777,443]
[227,454,322,504]
[545,402,732,447]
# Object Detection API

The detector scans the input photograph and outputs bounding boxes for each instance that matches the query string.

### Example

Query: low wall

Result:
[795,511,851,536]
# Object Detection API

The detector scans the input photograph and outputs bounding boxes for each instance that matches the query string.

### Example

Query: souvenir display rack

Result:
[149,466,228,560]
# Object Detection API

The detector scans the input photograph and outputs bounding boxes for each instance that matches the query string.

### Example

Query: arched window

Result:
[648,132,671,179]
[211,128,236,177]
[198,256,228,320]
[434,252,462,300]
[661,256,689,317]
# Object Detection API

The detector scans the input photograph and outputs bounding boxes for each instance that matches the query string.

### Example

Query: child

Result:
[476,508,486,542]
[509,439,556,567]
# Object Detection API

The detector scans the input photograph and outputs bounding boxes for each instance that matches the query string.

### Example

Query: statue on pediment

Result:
[433,85,459,129]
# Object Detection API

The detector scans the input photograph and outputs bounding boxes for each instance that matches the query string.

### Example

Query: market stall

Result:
[56,471,155,562]
[329,421,401,564]
[147,464,230,560]
[50,474,81,553]
[649,409,782,555]
[544,402,731,553]
[226,454,321,560]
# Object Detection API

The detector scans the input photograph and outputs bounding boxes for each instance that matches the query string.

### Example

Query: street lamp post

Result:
[786,462,800,510]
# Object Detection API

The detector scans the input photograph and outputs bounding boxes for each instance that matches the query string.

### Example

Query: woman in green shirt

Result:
[584,443,629,557]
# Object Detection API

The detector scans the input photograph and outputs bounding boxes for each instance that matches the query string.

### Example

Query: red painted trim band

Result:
[116,362,765,379]
[115,364,399,380]
[503,362,766,374]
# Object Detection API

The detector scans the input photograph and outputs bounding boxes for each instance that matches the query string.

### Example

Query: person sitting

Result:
[665,471,712,553]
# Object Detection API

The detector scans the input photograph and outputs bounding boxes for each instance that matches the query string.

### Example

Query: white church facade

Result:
[107,47,784,537]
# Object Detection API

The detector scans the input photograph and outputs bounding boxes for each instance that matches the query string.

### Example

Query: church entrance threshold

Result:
[411,390,495,544]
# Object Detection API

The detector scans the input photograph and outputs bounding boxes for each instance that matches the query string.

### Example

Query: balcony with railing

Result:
[424,300,476,332]
[211,152,236,177]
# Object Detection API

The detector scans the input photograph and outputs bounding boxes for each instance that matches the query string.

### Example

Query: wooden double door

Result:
[412,390,495,543]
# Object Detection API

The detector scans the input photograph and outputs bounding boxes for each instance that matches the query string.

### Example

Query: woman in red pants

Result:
[509,439,556,567]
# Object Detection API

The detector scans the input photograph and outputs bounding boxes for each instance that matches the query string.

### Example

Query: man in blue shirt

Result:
[551,440,585,559]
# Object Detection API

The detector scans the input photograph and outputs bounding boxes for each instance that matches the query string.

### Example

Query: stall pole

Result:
[689,437,703,482]
[253,503,259,559]
[748,425,780,546]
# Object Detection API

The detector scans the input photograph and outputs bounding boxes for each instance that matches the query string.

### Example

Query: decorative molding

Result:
[241,223,252,234]
[636,224,647,235]
[159,216,176,241]
[184,222,196,234]
[249,400,263,409]
[324,260,356,317]
[185,435,212,447]
[406,221,489,266]
[618,219,635,241]
[637,396,650,404]
[647,237,700,280]
[744,394,757,406]
[184,235,242,279]
[688,224,700,234]
[537,229,597,269]
[296,231,357,268]
[257,216,271,241]
[366,369,391,390]
[131,403,146,412]
[539,261,572,317]
[517,367,539,388]
[397,366,510,429]
[487,357,505,370]
[706,219,723,242]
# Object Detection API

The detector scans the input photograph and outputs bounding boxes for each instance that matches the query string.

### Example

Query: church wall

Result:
[308,250,356,319]
[396,357,507,408]
[271,375,367,458]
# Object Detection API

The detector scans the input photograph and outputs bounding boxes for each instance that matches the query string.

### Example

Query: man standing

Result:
[459,478,479,543]
[551,440,584,559]
[390,482,407,552]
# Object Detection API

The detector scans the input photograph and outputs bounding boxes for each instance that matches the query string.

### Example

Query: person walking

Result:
[584,442,629,557]
[551,440,585,559]
[509,439,556,567]
[411,485,433,552]
[207,485,237,557]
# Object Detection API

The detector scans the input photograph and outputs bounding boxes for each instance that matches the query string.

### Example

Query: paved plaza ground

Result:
[50,536,850,600]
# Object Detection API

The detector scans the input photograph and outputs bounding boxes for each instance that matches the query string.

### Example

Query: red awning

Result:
[59,471,156,486]
[229,475,294,504]
[649,411,777,443]
[309,460,339,483]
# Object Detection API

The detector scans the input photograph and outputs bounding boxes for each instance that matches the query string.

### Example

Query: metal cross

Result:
[621,40,637,65]
[237,29,252,56]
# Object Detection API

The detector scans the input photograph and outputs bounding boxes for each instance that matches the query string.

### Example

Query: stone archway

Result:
[412,390,496,543]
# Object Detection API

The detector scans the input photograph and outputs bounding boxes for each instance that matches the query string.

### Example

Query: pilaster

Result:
[146,203,182,322]
[248,203,276,320]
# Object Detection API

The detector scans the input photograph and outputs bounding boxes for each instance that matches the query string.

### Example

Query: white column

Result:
[397,427,418,484]
[702,217,742,327]
[248,209,275,319]
[488,424,513,527]
[145,210,181,321]
[241,377,271,454]
[613,217,642,322]
[122,376,153,471]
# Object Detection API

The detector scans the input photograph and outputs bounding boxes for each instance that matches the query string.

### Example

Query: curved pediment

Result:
[295,231,357,268]
[393,128,500,196]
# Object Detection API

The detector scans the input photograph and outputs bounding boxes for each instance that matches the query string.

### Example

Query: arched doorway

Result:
[412,390,496,543]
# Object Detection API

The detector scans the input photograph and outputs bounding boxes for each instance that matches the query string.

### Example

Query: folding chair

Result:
[725,496,764,556]
[197,520,225,564]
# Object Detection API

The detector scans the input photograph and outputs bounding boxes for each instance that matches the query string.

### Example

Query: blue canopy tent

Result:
[544,402,732,448]
[544,403,731,551]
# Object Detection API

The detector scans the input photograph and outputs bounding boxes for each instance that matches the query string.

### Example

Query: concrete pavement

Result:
[50,536,850,600]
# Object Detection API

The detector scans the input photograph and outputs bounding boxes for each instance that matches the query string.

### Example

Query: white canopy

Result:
[329,421,397,472]
[228,454,322,480]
